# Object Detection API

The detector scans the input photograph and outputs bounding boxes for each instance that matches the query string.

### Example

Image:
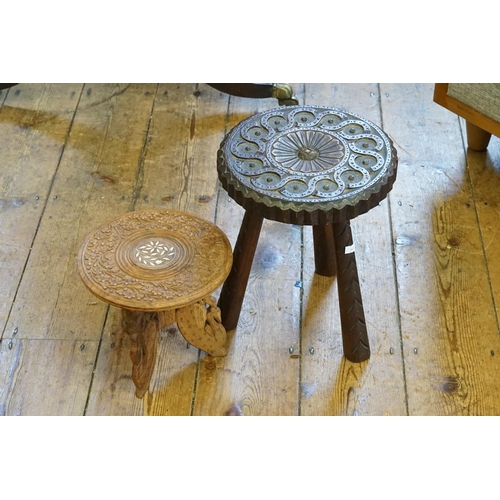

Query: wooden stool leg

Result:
[313,224,337,277]
[122,309,158,398]
[466,120,492,151]
[176,295,227,356]
[218,211,264,331]
[332,219,370,362]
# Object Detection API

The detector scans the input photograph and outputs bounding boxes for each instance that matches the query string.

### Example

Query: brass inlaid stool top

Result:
[78,209,233,311]
[217,105,398,224]
[216,104,399,363]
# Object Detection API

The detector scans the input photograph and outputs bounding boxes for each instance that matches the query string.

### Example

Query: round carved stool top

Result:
[217,105,398,224]
[77,209,233,311]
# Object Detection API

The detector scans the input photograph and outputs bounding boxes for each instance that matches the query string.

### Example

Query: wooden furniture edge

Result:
[433,83,500,138]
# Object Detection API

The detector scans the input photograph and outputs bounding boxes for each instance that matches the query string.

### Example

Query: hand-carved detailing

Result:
[122,309,159,398]
[157,309,176,329]
[78,209,232,398]
[332,219,370,363]
[219,105,397,218]
[121,295,228,398]
[216,105,399,365]
[134,239,176,268]
[176,295,227,357]
[271,130,345,173]
[78,209,233,311]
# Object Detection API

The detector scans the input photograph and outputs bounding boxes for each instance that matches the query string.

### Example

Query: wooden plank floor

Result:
[1,83,500,416]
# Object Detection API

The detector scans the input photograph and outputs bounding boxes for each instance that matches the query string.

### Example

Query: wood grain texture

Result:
[135,83,228,217]
[193,87,305,416]
[218,211,264,331]
[0,84,83,338]
[300,83,406,416]
[4,84,156,342]
[0,84,157,414]
[176,297,227,357]
[383,83,500,415]
[77,209,232,311]
[332,219,370,362]
[3,83,500,416]
[465,135,500,304]
[194,204,303,415]
[122,309,159,398]
[86,84,231,414]
[0,339,97,415]
[84,307,198,415]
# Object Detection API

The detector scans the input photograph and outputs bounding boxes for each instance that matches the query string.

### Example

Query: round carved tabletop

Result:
[217,105,398,224]
[77,209,233,311]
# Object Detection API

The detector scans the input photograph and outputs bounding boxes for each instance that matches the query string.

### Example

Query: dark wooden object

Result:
[77,209,232,397]
[313,224,337,277]
[219,211,263,331]
[217,105,398,362]
[332,219,370,360]
[434,83,500,151]
[207,83,299,105]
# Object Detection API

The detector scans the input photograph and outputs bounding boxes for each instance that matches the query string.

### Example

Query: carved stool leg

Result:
[157,310,176,329]
[122,309,159,398]
[313,224,337,277]
[218,211,264,331]
[176,296,227,356]
[332,219,370,362]
[466,120,492,151]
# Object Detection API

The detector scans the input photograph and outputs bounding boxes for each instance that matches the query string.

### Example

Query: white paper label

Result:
[345,244,355,254]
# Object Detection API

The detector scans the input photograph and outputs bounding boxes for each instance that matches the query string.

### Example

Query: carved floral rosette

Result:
[78,210,233,311]
[217,105,398,223]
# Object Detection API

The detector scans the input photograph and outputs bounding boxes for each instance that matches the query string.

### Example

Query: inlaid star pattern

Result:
[135,241,175,267]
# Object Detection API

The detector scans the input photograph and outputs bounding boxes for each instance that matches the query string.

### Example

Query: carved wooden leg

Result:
[332,219,370,363]
[122,309,158,398]
[218,211,264,331]
[176,296,227,356]
[157,310,176,329]
[466,120,492,151]
[313,224,337,277]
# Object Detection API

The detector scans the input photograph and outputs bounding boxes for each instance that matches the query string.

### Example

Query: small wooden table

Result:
[217,105,398,362]
[77,209,232,398]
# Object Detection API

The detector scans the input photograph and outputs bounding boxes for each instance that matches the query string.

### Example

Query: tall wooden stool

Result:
[77,209,232,397]
[217,105,398,362]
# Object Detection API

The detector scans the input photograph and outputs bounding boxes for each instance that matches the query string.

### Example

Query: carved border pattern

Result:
[79,210,232,309]
[222,105,393,204]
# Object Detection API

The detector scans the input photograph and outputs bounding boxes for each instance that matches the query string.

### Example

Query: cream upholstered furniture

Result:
[434,83,500,151]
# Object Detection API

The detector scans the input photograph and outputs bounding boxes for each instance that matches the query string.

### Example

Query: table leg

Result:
[332,219,370,362]
[312,223,337,277]
[466,120,492,151]
[176,296,227,356]
[157,310,176,329]
[218,211,264,331]
[122,309,158,398]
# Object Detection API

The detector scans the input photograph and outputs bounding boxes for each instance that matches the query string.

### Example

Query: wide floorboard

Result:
[1,83,499,415]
